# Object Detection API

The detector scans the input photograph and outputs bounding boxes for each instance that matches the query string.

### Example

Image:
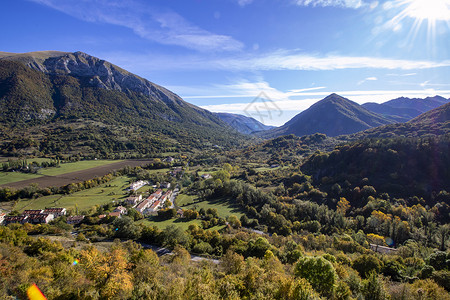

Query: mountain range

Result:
[215,112,275,134]
[1,50,449,157]
[0,51,245,156]
[362,95,449,122]
[260,93,393,138]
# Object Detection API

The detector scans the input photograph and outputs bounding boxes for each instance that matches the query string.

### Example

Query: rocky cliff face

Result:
[0,51,184,107]
[0,51,244,152]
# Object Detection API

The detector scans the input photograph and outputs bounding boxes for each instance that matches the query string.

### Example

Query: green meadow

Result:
[184,197,244,219]
[0,172,43,185]
[14,176,132,213]
[39,160,123,176]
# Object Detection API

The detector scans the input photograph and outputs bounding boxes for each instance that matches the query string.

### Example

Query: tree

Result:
[127,208,143,221]
[337,197,350,216]
[361,272,388,300]
[162,225,190,248]
[435,224,450,251]
[221,250,244,274]
[112,216,142,239]
[353,254,383,279]
[294,256,337,297]
[427,251,449,271]
[80,246,133,299]
[227,215,241,229]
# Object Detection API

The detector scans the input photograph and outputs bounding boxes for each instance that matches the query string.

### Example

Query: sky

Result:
[1,0,450,125]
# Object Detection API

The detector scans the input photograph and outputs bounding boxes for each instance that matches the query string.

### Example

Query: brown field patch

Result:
[1,159,152,189]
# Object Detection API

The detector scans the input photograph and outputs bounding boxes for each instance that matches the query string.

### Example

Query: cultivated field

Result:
[0,159,152,189]
[0,172,42,185]
[14,176,132,213]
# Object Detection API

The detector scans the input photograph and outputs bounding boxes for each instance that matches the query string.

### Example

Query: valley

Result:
[0,50,448,300]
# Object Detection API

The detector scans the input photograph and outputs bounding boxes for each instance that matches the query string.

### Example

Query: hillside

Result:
[0,51,245,156]
[362,96,449,122]
[215,112,274,134]
[301,136,450,206]
[351,101,450,140]
[261,93,392,138]
[409,102,450,125]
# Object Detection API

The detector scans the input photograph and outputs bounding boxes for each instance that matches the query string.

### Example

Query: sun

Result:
[384,0,450,46]
[400,0,450,22]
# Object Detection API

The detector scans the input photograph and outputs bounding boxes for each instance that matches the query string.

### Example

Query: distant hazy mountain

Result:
[0,51,244,155]
[261,93,392,138]
[351,101,450,139]
[409,101,450,125]
[215,112,275,134]
[362,96,449,122]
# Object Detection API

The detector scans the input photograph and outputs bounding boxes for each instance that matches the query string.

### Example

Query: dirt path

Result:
[1,160,152,189]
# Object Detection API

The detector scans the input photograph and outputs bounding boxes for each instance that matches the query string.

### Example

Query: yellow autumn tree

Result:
[80,246,133,299]
[337,197,350,216]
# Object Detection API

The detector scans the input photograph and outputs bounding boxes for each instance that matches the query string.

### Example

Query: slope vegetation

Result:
[262,93,391,138]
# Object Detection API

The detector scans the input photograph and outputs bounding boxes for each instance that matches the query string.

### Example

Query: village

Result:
[0,164,182,226]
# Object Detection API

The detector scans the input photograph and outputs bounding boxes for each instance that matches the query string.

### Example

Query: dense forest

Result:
[1,132,449,299]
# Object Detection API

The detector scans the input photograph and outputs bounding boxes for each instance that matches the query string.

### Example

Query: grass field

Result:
[147,168,170,174]
[136,197,242,231]
[184,197,244,219]
[176,194,197,206]
[0,157,53,163]
[0,172,43,185]
[14,176,132,213]
[39,160,123,176]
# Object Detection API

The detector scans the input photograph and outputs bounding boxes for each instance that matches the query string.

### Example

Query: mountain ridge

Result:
[362,95,450,122]
[0,51,246,156]
[260,93,392,138]
[215,112,275,134]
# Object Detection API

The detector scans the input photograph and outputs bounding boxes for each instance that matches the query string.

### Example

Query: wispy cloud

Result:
[219,50,450,71]
[102,49,450,73]
[29,0,243,52]
[358,76,378,85]
[292,0,365,9]
[195,82,450,113]
[386,73,417,77]
[182,79,450,125]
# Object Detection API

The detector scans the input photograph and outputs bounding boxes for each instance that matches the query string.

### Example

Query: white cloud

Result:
[358,76,378,85]
[293,0,364,9]
[218,50,450,71]
[196,84,450,125]
[386,73,417,77]
[106,50,450,72]
[29,0,243,52]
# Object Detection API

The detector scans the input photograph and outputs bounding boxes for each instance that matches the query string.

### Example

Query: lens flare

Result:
[401,0,450,22]
[385,237,394,246]
[27,283,47,300]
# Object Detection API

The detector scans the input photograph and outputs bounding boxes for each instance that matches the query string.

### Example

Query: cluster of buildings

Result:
[128,180,148,191]
[126,188,173,215]
[1,208,66,225]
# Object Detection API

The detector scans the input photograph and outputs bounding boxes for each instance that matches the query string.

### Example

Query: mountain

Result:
[350,101,450,140]
[215,112,275,134]
[362,96,449,122]
[409,102,450,125]
[0,51,244,156]
[260,93,392,138]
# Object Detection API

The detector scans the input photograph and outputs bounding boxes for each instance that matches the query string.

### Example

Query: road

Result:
[138,241,220,264]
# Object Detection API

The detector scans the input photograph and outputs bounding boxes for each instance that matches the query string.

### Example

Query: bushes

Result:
[294,256,337,297]
[353,254,383,279]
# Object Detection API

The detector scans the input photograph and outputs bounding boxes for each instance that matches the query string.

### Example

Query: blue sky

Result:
[1,0,450,125]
